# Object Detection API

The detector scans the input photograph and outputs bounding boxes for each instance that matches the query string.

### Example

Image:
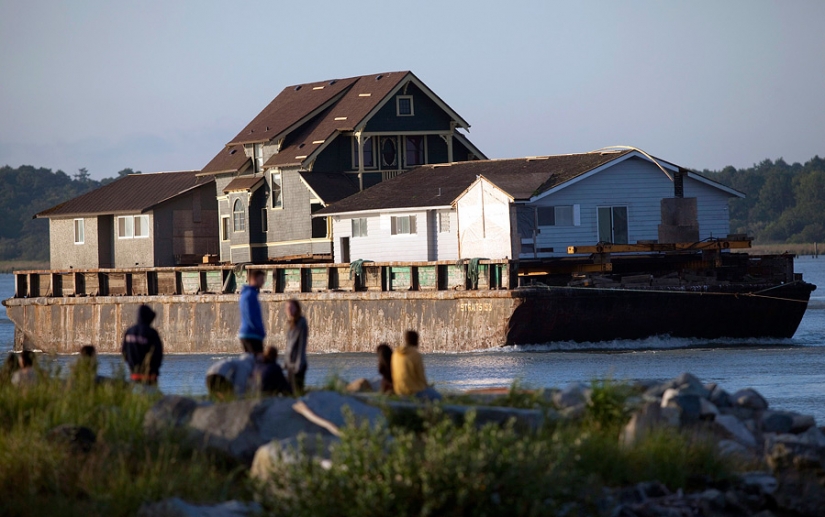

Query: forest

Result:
[0,155,823,265]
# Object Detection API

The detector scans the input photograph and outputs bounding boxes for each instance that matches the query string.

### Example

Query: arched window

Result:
[233,199,246,232]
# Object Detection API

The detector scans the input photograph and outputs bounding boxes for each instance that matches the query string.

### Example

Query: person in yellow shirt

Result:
[391,330,441,400]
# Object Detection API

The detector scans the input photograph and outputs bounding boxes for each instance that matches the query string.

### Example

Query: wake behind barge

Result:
[2,241,816,353]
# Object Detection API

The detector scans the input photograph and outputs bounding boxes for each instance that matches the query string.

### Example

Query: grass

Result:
[2,369,741,517]
[0,364,250,517]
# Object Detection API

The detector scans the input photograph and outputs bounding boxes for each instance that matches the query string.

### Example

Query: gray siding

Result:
[113,213,154,268]
[153,183,219,266]
[49,217,100,269]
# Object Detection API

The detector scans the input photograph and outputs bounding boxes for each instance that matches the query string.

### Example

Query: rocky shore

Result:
[125,373,825,517]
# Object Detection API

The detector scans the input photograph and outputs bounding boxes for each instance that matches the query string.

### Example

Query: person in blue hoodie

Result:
[239,270,266,354]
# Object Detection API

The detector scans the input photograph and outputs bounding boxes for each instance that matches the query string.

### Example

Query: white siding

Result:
[527,157,736,257]
[456,179,513,259]
[331,209,433,262]
[435,209,458,260]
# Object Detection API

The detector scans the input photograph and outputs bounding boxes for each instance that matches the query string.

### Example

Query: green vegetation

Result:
[0,365,248,517]
[702,156,825,243]
[0,165,140,264]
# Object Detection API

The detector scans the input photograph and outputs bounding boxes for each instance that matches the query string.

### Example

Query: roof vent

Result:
[265,126,269,131]
[249,130,254,134]
[329,80,337,85]
[294,85,302,91]
[299,143,306,149]
[375,74,383,81]
[229,149,237,155]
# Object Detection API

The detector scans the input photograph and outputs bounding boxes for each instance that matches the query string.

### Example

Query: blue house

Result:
[198,71,486,263]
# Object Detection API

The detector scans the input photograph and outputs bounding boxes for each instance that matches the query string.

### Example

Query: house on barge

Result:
[315,149,745,262]
[197,70,486,264]
[35,170,218,269]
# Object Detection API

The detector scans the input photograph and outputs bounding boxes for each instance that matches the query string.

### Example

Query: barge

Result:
[2,240,816,353]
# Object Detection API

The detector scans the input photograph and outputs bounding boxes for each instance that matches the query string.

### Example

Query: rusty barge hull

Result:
[3,282,815,354]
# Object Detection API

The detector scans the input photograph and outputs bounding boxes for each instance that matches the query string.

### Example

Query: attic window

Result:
[396,96,414,116]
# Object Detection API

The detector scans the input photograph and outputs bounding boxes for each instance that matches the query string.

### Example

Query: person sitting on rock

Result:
[391,331,441,401]
[11,350,38,387]
[205,352,257,399]
[252,346,292,396]
[71,345,107,386]
[376,343,394,394]
[122,304,163,385]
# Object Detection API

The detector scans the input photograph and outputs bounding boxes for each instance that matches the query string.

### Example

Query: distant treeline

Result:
[701,156,825,243]
[0,156,823,264]
[0,165,140,262]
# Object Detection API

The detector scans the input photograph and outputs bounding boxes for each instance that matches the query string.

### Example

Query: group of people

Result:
[5,268,440,400]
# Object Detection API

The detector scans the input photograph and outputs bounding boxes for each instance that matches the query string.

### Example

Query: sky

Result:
[1,0,824,180]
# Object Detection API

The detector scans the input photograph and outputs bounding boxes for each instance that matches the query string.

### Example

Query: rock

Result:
[719,405,756,421]
[144,396,331,465]
[713,414,757,448]
[380,399,549,431]
[791,413,816,434]
[761,410,794,434]
[661,392,701,424]
[696,488,726,507]
[292,390,385,436]
[708,385,733,408]
[670,372,710,398]
[552,382,590,409]
[732,388,768,410]
[739,471,778,495]
[717,439,758,461]
[250,434,339,481]
[699,398,719,418]
[619,402,680,448]
[46,424,96,454]
[144,395,201,435]
[345,378,374,393]
[137,497,260,517]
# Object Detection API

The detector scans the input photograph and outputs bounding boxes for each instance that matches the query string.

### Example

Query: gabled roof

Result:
[35,171,213,218]
[201,144,250,175]
[223,175,264,193]
[315,149,744,216]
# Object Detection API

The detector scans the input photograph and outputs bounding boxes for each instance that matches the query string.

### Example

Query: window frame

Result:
[221,216,230,241]
[438,212,451,233]
[597,205,629,244]
[390,215,417,236]
[233,199,246,233]
[261,208,268,233]
[117,215,134,239]
[537,205,575,227]
[270,171,283,209]
[404,135,426,168]
[253,143,264,173]
[73,218,84,245]
[396,95,414,116]
[133,215,150,239]
[351,217,368,238]
[351,136,376,170]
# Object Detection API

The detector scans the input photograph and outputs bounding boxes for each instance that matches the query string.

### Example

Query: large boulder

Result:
[144,396,331,465]
[760,410,794,434]
[619,402,680,448]
[661,389,702,425]
[552,382,590,409]
[250,434,339,482]
[292,391,386,436]
[732,388,769,410]
[712,414,757,448]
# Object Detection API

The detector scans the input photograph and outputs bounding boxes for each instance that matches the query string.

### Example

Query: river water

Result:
[2,257,824,420]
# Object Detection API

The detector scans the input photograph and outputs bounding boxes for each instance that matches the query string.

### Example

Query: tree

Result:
[74,167,90,182]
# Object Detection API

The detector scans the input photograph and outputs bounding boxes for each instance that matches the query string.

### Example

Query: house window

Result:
[405,136,425,167]
[221,216,230,241]
[438,212,451,233]
[253,143,263,173]
[117,216,134,238]
[134,215,150,238]
[73,219,84,244]
[233,199,246,232]
[351,217,368,238]
[391,215,416,235]
[261,208,268,233]
[396,95,414,116]
[380,137,398,168]
[271,172,282,208]
[598,206,628,244]
[352,136,375,169]
[537,206,574,227]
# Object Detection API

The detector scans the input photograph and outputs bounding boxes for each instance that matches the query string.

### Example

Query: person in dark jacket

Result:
[284,299,308,394]
[376,343,394,394]
[122,304,163,384]
[239,270,266,354]
[252,346,291,396]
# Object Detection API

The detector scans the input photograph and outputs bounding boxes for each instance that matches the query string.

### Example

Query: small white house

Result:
[315,149,744,262]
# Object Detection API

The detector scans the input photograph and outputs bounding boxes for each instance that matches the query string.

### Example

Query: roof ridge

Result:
[284,71,411,89]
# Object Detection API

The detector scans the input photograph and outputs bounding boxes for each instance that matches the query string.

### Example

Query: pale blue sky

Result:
[1,0,823,179]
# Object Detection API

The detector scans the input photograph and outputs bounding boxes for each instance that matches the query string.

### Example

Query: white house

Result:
[314,149,745,262]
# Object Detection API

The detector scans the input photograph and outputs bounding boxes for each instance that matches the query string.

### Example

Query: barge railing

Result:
[11,260,518,299]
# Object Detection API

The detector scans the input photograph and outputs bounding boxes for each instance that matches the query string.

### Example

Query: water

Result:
[2,257,824,420]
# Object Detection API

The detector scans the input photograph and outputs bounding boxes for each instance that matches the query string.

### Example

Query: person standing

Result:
[122,304,163,385]
[284,299,308,394]
[239,270,266,355]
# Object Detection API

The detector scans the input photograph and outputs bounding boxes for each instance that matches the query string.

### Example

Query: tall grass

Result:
[0,365,249,517]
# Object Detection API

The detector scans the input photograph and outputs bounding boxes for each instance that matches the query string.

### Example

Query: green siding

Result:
[364,83,453,132]
[312,135,351,173]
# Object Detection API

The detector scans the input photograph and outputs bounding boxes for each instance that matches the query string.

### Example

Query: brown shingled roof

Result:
[316,151,636,215]
[201,144,250,175]
[35,171,213,218]
[223,175,264,193]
